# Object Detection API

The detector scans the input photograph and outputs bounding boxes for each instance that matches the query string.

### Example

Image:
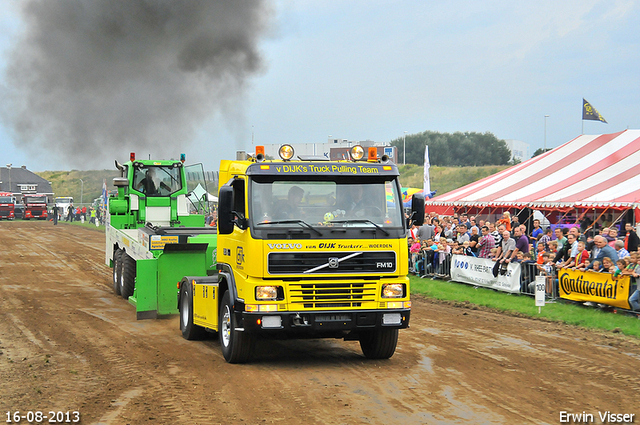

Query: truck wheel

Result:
[359,328,399,359]
[112,249,123,296]
[219,290,254,363]
[180,282,206,340]
[120,253,136,300]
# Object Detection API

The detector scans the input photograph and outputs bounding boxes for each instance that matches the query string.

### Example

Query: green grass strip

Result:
[411,275,640,338]
[56,220,105,232]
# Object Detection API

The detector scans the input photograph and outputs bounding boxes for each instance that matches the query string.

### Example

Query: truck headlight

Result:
[256,286,280,301]
[381,283,404,298]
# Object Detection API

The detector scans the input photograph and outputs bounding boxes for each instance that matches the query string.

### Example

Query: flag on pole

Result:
[102,179,107,208]
[423,145,431,195]
[582,98,607,123]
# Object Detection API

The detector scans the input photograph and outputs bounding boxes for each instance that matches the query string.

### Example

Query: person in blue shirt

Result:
[531,219,543,241]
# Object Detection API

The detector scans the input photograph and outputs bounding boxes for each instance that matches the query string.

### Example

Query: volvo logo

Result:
[303,252,363,274]
[267,243,302,250]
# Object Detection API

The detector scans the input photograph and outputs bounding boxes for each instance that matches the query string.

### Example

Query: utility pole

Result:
[403,131,407,165]
[544,115,549,152]
[6,164,11,195]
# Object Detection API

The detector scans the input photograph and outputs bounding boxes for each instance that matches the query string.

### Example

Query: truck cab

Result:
[0,193,15,220]
[108,157,206,230]
[54,197,74,219]
[23,195,49,220]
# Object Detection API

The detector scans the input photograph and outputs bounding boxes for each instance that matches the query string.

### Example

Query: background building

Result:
[504,139,530,162]
[0,165,54,203]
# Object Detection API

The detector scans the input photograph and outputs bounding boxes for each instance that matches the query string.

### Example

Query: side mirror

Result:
[113,177,129,200]
[217,186,234,235]
[113,177,129,187]
[410,192,425,226]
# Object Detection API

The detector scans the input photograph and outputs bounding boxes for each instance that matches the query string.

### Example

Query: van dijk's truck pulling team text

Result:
[105,145,424,363]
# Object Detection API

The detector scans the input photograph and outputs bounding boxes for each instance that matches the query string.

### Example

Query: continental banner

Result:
[558,268,631,310]
[450,255,521,294]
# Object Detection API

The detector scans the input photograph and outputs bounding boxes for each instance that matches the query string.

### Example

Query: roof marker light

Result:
[256,145,265,162]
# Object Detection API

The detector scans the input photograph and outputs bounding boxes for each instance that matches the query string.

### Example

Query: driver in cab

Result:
[136,168,170,195]
[345,185,366,216]
[277,185,304,219]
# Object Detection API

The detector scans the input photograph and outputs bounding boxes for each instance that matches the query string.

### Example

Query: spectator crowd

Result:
[408,211,640,312]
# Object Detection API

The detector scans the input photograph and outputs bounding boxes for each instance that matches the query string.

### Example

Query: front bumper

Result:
[239,308,411,334]
[25,212,47,219]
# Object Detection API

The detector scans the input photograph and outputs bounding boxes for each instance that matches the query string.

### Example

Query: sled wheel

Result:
[112,249,122,296]
[180,281,206,340]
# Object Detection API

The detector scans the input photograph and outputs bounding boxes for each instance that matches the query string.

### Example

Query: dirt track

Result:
[0,221,638,424]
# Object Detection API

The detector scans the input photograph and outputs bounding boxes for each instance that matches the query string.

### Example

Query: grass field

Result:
[411,275,640,338]
[398,163,509,194]
[54,219,105,232]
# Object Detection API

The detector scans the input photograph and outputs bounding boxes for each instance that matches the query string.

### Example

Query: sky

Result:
[0,0,638,172]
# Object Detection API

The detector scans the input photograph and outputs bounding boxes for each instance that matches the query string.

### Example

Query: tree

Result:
[532,148,552,157]
[390,131,511,166]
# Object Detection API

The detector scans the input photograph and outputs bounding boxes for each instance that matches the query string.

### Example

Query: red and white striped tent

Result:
[426,130,640,221]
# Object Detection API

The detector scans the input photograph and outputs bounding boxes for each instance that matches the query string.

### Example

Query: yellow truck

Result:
[178,144,424,362]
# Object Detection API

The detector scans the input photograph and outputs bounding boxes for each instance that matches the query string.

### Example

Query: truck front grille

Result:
[268,251,396,275]
[289,281,377,309]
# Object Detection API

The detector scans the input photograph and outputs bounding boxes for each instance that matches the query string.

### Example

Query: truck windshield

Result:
[250,178,404,231]
[132,165,182,196]
[0,197,12,203]
[24,197,46,204]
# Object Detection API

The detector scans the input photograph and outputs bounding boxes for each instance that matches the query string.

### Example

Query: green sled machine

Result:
[105,153,218,319]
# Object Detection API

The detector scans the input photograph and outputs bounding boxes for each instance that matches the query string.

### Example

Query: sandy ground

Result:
[0,221,638,425]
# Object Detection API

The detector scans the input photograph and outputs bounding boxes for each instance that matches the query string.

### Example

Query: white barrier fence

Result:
[449,254,522,294]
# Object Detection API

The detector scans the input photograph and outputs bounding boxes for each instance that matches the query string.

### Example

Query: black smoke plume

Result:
[1,0,273,168]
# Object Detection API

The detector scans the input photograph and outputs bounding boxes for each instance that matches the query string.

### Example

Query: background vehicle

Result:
[0,192,15,220]
[23,195,49,220]
[14,203,24,219]
[54,196,74,219]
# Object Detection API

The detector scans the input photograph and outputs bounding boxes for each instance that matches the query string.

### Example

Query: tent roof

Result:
[427,130,640,210]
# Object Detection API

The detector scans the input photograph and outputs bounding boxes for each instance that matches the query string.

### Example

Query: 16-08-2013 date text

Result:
[5,411,80,423]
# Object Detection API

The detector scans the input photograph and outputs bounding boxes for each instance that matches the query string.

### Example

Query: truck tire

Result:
[179,282,206,340]
[112,249,123,296]
[219,290,254,363]
[120,253,136,300]
[358,328,399,359]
